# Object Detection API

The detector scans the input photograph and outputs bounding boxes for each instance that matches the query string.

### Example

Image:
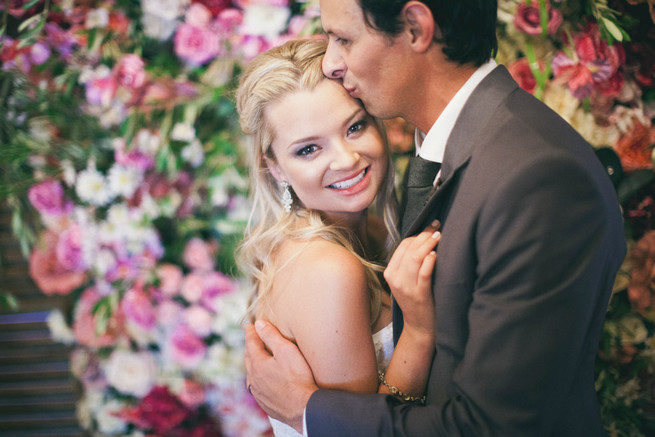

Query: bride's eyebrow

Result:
[288,135,321,149]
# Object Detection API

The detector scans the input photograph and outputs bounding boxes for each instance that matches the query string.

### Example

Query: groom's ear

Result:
[402,1,439,53]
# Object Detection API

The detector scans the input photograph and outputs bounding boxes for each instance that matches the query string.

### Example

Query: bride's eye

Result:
[347,119,368,136]
[296,144,319,156]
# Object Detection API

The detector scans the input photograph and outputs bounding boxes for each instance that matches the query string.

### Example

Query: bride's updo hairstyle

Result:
[235,38,398,325]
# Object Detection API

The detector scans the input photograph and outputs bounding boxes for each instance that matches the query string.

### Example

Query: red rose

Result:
[628,230,655,314]
[193,0,231,16]
[614,117,654,172]
[134,386,191,434]
[507,57,545,94]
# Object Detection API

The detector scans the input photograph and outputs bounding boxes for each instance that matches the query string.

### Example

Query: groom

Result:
[245,0,626,435]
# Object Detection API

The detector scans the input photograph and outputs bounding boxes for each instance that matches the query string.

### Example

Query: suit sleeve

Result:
[305,153,624,436]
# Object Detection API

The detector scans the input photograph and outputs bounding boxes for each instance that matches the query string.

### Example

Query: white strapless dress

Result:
[269,323,395,437]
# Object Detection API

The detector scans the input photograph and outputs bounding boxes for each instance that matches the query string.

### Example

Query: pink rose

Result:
[29,231,86,295]
[55,224,86,272]
[186,3,213,28]
[85,75,117,106]
[213,8,243,37]
[28,180,72,216]
[157,299,184,327]
[114,54,146,89]
[174,23,221,66]
[184,305,213,337]
[181,272,205,303]
[157,264,184,296]
[122,284,157,330]
[169,323,207,369]
[183,238,216,271]
[73,287,125,348]
[178,379,206,408]
[514,1,563,35]
[201,271,236,311]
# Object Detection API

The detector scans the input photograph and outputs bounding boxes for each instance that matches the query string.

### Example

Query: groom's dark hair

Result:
[357,0,498,67]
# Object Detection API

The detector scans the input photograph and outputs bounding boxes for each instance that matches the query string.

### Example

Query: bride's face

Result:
[265,79,387,223]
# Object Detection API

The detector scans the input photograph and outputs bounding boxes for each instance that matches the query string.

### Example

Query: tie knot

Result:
[407,155,441,188]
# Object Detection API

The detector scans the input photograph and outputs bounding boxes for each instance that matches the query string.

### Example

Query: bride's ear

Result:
[264,156,286,183]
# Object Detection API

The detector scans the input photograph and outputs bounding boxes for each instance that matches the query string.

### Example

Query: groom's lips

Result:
[345,86,357,98]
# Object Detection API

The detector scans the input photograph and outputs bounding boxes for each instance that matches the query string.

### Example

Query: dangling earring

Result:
[281,181,292,213]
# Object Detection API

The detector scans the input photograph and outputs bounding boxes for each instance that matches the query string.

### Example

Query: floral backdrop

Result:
[0,0,654,436]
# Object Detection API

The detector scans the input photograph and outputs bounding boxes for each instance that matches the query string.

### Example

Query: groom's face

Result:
[320,0,412,120]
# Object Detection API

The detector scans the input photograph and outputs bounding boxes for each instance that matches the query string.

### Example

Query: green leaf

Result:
[17,13,43,33]
[23,0,41,10]
[601,17,623,43]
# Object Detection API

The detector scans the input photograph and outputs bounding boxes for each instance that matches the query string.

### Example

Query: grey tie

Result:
[400,155,441,235]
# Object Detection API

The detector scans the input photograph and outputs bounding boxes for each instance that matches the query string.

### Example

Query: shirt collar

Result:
[415,59,497,163]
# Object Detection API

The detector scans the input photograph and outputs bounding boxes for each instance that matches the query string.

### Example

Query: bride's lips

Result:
[327,167,371,195]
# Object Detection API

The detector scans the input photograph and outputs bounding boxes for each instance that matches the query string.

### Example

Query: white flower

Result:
[76,168,112,206]
[181,139,204,167]
[134,128,161,154]
[241,5,291,39]
[141,0,188,21]
[108,164,142,199]
[171,122,196,142]
[107,203,131,227]
[142,14,179,40]
[104,349,157,397]
[94,248,117,276]
[96,399,128,435]
[60,159,76,187]
[139,193,161,219]
[46,309,75,345]
[76,396,93,430]
[86,8,109,29]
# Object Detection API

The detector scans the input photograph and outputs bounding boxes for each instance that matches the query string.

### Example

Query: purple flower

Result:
[29,42,51,65]
[28,180,72,216]
[55,224,87,272]
[169,323,207,369]
[122,285,157,330]
[44,23,76,60]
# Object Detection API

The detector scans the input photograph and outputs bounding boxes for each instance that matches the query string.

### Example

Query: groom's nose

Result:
[322,43,346,79]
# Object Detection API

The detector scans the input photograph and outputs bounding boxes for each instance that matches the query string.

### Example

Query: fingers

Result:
[418,251,438,288]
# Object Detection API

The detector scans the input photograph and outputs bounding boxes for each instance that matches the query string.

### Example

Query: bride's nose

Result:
[329,141,359,171]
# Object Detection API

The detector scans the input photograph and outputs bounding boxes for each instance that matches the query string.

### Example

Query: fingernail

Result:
[432,231,440,239]
[254,320,266,333]
[431,220,439,227]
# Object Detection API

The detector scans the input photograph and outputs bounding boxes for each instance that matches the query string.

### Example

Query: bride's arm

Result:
[272,239,379,393]
[380,221,441,401]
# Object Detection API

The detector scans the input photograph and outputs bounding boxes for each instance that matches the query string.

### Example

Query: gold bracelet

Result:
[378,371,426,405]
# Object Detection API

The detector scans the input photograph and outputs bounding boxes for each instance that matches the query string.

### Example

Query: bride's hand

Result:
[384,220,440,342]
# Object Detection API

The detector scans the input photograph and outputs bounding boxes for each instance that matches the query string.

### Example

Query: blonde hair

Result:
[235,38,399,326]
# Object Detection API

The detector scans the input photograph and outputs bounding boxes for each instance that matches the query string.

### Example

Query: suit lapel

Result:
[394,66,520,343]
[401,65,519,238]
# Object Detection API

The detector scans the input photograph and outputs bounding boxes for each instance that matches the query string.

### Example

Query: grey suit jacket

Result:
[306,66,626,436]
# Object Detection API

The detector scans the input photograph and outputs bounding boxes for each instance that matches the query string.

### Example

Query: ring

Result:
[248,384,252,395]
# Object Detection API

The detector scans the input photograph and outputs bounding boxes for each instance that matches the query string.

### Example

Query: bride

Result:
[236,38,439,436]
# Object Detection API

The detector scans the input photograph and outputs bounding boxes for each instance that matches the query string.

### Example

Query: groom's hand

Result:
[245,320,319,433]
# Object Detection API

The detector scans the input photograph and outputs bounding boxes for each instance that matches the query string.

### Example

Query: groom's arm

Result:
[244,321,317,433]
